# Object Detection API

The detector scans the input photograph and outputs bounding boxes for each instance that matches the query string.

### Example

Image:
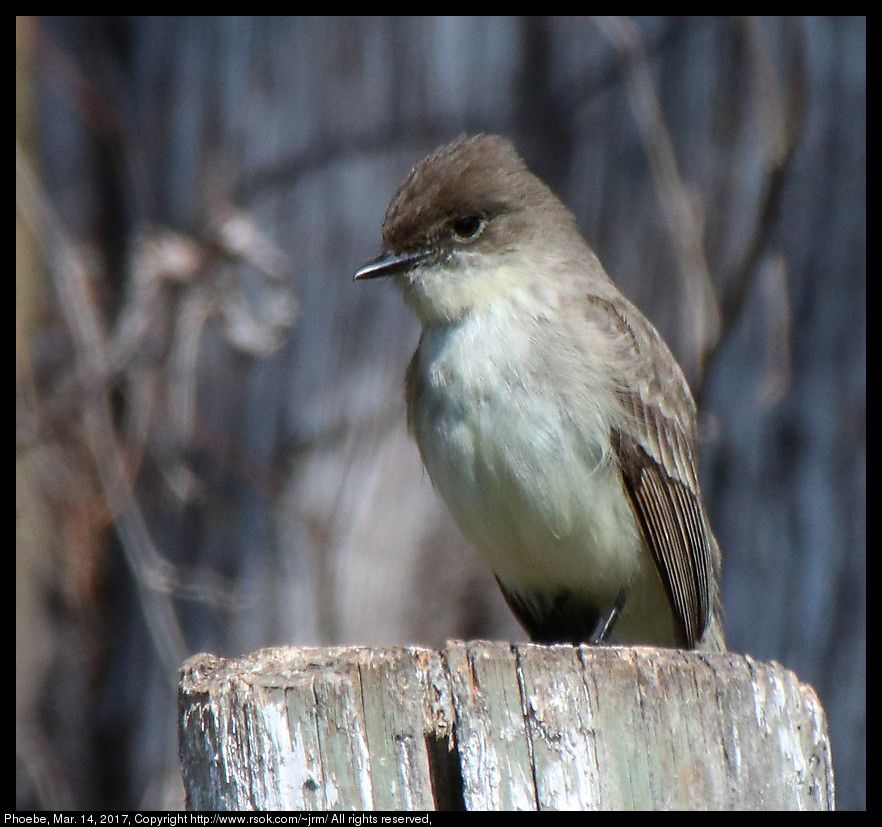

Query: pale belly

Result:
[413,353,679,646]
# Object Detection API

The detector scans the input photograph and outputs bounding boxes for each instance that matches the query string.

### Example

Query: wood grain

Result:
[179,643,834,811]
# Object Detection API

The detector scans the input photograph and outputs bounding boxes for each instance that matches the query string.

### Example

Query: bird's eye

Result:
[451,214,484,240]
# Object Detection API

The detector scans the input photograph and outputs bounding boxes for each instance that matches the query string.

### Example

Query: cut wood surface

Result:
[179,642,834,811]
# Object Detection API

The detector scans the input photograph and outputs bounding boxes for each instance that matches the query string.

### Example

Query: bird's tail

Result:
[698,533,727,653]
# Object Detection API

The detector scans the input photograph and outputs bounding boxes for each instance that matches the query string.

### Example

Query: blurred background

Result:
[16,16,865,811]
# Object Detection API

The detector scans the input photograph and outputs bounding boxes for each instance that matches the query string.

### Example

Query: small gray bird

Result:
[355,134,725,652]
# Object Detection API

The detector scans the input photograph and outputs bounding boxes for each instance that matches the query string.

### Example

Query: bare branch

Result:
[17,148,248,677]
[695,16,807,402]
[593,15,720,382]
[756,255,792,407]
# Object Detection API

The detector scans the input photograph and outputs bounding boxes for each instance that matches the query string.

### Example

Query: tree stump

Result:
[179,642,834,810]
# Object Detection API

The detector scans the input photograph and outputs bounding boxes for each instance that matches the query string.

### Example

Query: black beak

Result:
[353,249,428,281]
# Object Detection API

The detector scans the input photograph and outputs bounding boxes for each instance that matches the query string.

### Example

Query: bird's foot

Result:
[590,589,628,645]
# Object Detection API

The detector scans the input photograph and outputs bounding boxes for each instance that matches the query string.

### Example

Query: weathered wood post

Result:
[179,642,834,810]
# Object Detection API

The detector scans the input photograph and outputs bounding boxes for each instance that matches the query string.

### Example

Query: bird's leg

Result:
[591,588,628,644]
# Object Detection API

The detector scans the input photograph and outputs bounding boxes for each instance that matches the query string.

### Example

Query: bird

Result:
[355,134,725,652]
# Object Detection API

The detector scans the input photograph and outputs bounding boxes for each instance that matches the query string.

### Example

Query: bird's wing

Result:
[585,293,713,648]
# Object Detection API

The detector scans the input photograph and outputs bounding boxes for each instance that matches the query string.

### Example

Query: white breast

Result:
[412,303,649,611]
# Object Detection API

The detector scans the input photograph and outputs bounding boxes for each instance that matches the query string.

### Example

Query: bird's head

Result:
[354,134,579,325]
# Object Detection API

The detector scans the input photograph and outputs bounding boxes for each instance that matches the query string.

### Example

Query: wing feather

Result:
[585,292,714,648]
